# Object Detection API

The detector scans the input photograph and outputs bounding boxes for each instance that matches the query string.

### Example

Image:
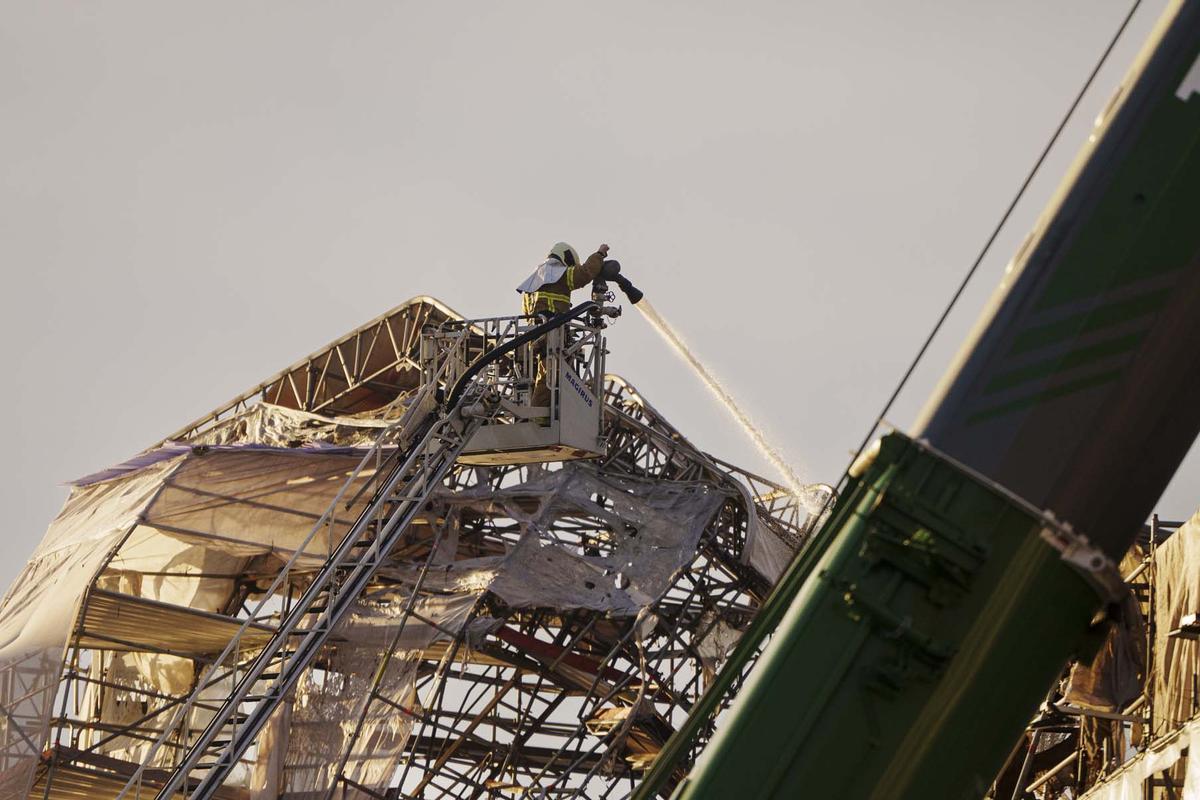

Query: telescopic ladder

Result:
[116,301,601,800]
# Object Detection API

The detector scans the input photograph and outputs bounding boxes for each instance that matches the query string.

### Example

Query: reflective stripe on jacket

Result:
[518,251,606,316]
[523,290,571,315]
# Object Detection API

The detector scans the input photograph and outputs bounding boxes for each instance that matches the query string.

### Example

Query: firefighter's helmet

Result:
[548,242,579,267]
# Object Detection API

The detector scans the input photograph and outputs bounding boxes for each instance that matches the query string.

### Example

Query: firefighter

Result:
[515,242,611,415]
[516,242,610,316]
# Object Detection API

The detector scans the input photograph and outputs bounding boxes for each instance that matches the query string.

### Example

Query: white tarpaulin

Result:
[382,466,728,616]
[276,592,482,796]
[191,403,392,449]
[0,444,381,797]
[1078,509,1200,799]
[0,458,180,796]
[1153,508,1200,736]
[1078,716,1200,799]
[0,389,808,799]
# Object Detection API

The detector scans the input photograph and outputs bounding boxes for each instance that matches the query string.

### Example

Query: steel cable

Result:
[847,0,1145,467]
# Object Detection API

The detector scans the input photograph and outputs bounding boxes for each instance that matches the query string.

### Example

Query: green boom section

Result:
[634,4,1200,799]
[912,0,1200,550]
[671,434,1105,799]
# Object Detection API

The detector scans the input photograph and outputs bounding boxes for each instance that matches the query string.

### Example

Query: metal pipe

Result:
[1009,732,1041,800]
[1025,751,1078,793]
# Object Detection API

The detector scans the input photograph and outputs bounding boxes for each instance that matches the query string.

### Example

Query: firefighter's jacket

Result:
[516,251,606,316]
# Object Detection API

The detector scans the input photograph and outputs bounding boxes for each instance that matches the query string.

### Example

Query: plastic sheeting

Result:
[137,447,372,562]
[0,445,379,798]
[191,403,391,449]
[384,467,728,616]
[272,592,480,797]
[285,648,420,797]
[736,479,796,583]
[1079,510,1200,799]
[195,401,802,595]
[1064,551,1147,712]
[0,459,179,796]
[1079,715,1200,799]
[1153,508,1200,736]
[0,436,725,796]
[0,389,805,799]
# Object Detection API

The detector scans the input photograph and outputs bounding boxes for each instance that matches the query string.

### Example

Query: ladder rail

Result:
[113,327,474,800]
[174,410,488,798]
[116,301,599,800]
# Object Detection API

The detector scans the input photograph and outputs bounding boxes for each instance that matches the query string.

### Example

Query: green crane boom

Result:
[640,2,1200,797]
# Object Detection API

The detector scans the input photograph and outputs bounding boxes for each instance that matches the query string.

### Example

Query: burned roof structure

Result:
[0,296,829,799]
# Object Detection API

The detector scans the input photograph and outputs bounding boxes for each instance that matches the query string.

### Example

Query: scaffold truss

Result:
[988,514,1200,800]
[0,297,831,800]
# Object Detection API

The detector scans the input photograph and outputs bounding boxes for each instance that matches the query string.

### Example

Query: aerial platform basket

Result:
[420,307,609,466]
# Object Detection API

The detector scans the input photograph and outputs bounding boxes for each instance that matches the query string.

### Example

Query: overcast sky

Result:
[2,1,1194,590]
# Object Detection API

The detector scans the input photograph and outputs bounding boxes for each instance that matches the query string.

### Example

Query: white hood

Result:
[515,259,568,293]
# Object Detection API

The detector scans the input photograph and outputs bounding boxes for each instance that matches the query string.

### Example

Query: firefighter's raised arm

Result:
[566,244,610,291]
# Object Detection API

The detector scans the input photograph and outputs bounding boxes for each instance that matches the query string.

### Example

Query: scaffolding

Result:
[988,511,1200,800]
[0,296,831,800]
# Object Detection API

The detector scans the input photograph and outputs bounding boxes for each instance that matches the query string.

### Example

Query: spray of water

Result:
[635,299,811,504]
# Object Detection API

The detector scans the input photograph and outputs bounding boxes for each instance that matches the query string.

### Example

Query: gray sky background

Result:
[2,1,1195,590]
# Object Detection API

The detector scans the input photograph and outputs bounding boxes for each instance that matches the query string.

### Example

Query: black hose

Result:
[445,301,598,410]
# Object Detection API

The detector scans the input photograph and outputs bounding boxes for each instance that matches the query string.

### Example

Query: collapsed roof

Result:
[0,297,830,800]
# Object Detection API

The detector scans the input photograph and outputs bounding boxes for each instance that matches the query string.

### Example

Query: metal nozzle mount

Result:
[588,280,623,324]
[594,260,644,306]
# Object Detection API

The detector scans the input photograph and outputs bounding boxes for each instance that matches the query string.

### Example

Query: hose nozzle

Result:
[614,274,643,305]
